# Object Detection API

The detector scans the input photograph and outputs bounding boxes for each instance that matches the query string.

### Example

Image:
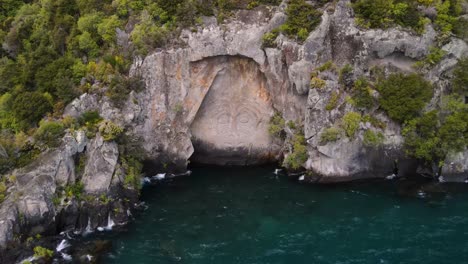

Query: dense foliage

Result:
[280,0,323,42]
[283,132,308,170]
[403,100,468,168]
[399,60,468,171]
[377,73,433,123]
[352,0,465,36]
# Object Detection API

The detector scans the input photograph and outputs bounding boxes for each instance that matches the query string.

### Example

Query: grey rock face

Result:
[81,134,119,194]
[0,133,81,247]
[443,151,468,182]
[0,130,129,250]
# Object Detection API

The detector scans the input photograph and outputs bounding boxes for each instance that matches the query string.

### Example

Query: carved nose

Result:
[229,120,239,137]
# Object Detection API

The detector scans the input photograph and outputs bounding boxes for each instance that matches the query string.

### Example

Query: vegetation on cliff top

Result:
[352,0,465,37]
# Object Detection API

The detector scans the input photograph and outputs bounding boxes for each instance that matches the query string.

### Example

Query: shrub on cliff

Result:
[280,0,323,42]
[34,120,65,148]
[352,77,375,110]
[403,97,468,169]
[269,112,286,138]
[284,133,308,170]
[262,29,280,48]
[0,181,6,203]
[353,0,463,34]
[363,130,384,147]
[79,111,102,138]
[99,120,124,141]
[122,156,143,190]
[341,112,362,138]
[33,246,54,260]
[353,0,425,32]
[320,127,341,144]
[377,73,432,123]
[325,90,340,111]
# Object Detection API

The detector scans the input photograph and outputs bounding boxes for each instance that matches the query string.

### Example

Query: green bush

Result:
[352,77,375,110]
[287,120,297,130]
[341,112,362,138]
[339,64,354,86]
[310,77,326,89]
[262,28,280,48]
[11,92,53,128]
[122,156,143,190]
[280,0,323,42]
[377,73,433,123]
[0,181,7,203]
[403,111,442,163]
[79,111,102,138]
[33,246,53,260]
[107,75,145,105]
[99,120,124,141]
[453,17,468,41]
[362,114,386,129]
[34,120,65,148]
[65,182,84,200]
[352,0,426,33]
[79,111,102,126]
[415,47,447,69]
[402,102,468,169]
[325,90,340,111]
[363,130,384,147]
[268,112,285,138]
[317,61,337,72]
[320,127,341,144]
[284,133,308,170]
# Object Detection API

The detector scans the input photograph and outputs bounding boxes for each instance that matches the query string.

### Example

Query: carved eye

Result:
[217,114,230,124]
[237,113,251,124]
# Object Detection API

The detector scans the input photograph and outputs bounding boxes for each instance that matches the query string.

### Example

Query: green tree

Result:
[11,92,52,127]
[378,73,433,123]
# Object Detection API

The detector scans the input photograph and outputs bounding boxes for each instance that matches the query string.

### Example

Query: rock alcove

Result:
[189,56,277,165]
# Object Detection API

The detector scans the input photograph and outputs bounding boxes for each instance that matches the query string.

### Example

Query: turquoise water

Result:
[100,166,468,264]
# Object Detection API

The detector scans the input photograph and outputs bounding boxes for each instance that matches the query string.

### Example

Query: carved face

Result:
[190,57,272,150]
[209,101,262,147]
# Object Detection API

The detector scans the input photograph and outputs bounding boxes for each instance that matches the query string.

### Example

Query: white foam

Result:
[105,214,115,231]
[83,217,93,235]
[56,239,70,252]
[61,253,72,261]
[152,173,166,181]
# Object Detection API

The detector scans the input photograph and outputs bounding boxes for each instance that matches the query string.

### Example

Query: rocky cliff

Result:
[1,0,468,260]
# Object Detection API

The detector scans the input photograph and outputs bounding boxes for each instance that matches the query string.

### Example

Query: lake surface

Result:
[96,165,468,264]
